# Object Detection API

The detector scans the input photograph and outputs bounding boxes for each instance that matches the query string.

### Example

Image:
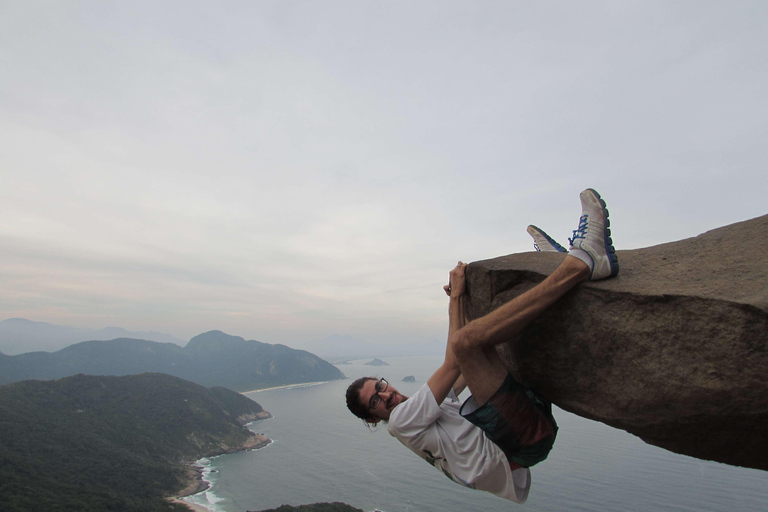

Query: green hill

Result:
[252,504,364,512]
[0,373,270,512]
[0,330,345,390]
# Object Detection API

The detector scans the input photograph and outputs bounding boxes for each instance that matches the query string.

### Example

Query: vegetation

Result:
[0,330,345,390]
[251,503,365,512]
[0,373,269,512]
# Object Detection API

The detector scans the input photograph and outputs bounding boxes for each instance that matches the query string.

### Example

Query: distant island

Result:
[0,372,270,511]
[364,358,389,366]
[0,330,345,391]
[402,375,415,382]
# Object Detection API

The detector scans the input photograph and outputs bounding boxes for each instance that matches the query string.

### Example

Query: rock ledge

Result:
[464,214,768,470]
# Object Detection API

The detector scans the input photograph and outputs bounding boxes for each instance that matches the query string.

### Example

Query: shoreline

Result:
[173,432,272,511]
[241,379,332,394]
[172,380,331,510]
[170,497,213,512]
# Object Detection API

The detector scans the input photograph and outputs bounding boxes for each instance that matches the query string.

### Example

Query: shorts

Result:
[459,372,558,468]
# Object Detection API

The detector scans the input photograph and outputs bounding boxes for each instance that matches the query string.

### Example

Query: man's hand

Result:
[443,261,467,298]
[432,262,469,405]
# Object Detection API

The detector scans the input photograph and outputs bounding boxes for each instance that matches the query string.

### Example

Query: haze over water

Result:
[183,356,768,512]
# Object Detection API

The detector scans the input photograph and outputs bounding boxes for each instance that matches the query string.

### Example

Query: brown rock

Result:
[464,214,768,470]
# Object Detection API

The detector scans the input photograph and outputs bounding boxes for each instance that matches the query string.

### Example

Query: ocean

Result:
[182,356,768,512]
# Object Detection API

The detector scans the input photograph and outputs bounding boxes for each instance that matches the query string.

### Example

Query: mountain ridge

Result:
[0,329,345,391]
[0,317,186,354]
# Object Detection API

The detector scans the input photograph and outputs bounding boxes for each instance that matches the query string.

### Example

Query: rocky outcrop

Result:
[236,410,273,424]
[212,432,272,456]
[464,214,768,471]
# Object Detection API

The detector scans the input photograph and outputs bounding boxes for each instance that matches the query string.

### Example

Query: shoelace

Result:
[568,214,589,245]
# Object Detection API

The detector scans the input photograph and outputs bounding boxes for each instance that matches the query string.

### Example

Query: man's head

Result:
[345,376,407,425]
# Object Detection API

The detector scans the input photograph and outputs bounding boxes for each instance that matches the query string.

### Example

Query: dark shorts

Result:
[459,372,558,468]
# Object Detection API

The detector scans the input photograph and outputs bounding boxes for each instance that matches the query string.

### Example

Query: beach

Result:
[172,429,272,512]
[171,497,214,512]
[242,380,331,394]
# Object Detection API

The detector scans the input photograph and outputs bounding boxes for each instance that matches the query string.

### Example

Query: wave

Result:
[184,457,226,512]
[246,380,332,393]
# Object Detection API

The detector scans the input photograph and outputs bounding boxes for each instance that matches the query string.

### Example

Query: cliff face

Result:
[464,214,768,471]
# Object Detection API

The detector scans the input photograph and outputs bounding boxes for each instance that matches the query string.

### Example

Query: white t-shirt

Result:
[388,383,531,504]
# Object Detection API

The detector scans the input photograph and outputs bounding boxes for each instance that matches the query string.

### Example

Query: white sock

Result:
[568,247,594,272]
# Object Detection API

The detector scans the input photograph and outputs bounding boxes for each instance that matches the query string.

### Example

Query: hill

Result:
[0,317,185,354]
[251,504,364,512]
[0,372,270,512]
[0,330,345,391]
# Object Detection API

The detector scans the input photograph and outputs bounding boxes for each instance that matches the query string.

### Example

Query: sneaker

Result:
[568,188,619,280]
[527,225,567,253]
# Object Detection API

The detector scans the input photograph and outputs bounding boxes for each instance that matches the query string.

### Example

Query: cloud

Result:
[1,1,766,343]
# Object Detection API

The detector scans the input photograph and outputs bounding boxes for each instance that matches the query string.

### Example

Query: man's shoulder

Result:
[389,383,429,419]
[388,384,440,436]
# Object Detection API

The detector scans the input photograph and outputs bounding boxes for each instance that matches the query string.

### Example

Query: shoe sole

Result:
[527,225,567,253]
[583,188,619,278]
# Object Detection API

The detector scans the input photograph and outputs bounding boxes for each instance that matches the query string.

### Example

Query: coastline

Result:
[177,463,210,497]
[241,380,332,394]
[171,381,333,510]
[170,497,213,512]
[173,432,271,511]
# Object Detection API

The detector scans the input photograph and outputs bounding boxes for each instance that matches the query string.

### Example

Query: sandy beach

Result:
[241,380,330,394]
[170,497,213,512]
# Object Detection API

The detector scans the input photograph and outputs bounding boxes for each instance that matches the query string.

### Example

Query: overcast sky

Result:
[1,1,766,350]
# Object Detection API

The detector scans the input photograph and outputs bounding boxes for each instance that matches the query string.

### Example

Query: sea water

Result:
[183,356,768,512]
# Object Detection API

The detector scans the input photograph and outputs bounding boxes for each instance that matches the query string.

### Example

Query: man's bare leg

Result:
[450,188,619,406]
[450,255,589,405]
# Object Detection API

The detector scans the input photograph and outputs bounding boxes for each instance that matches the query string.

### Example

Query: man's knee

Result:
[451,323,481,360]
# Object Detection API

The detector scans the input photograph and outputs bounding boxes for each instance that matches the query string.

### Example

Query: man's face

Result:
[359,377,407,422]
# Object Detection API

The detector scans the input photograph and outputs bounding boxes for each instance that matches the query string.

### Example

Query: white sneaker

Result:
[568,189,619,280]
[527,225,567,253]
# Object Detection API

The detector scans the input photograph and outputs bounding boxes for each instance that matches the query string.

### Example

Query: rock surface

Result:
[463,214,768,471]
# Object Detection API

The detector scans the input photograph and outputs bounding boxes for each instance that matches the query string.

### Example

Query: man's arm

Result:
[426,262,467,405]
[453,373,467,397]
[448,268,469,396]
[426,361,461,407]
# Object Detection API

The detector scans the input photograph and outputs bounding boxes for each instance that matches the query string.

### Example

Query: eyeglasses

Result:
[368,378,388,411]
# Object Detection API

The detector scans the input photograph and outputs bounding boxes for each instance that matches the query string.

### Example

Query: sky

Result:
[1,1,766,351]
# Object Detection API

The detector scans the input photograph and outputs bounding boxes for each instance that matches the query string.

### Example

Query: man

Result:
[345,189,619,503]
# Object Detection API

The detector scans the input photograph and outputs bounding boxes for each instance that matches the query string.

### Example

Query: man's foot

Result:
[527,225,567,253]
[567,188,619,280]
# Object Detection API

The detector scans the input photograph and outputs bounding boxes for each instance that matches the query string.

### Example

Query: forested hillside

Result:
[252,504,365,512]
[0,373,270,512]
